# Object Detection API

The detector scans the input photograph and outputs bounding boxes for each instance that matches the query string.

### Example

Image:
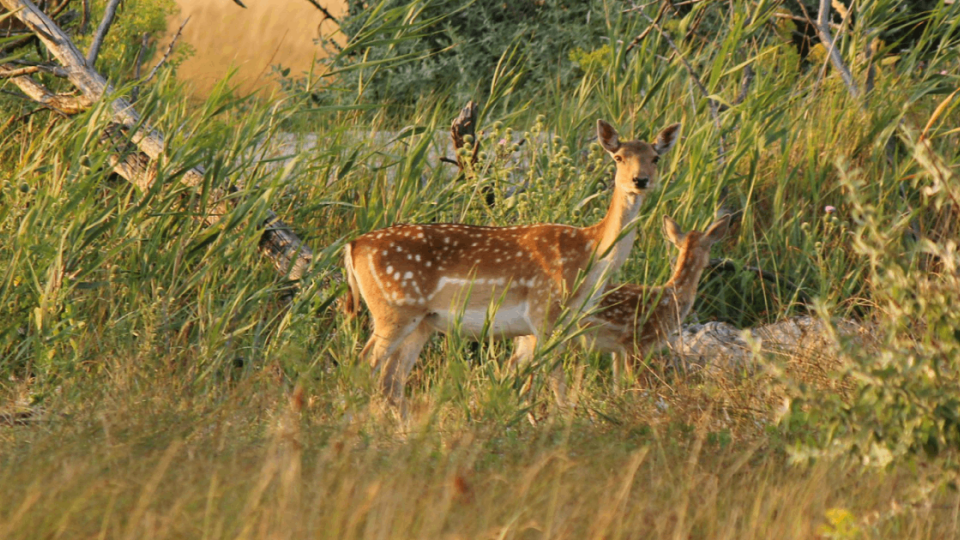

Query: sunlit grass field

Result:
[2,0,960,537]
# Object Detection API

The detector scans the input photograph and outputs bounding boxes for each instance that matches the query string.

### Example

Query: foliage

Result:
[2,8,960,537]
[329,0,620,109]
[72,0,191,80]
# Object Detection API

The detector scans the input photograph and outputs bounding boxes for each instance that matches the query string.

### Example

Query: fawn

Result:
[582,214,730,391]
[343,119,681,407]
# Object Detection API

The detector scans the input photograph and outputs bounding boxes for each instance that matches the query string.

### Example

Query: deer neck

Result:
[589,184,643,274]
[663,249,708,315]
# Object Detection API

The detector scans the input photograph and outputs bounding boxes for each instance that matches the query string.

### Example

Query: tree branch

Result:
[450,99,478,173]
[79,0,89,33]
[1,0,313,280]
[3,66,90,114]
[142,16,188,86]
[636,6,725,165]
[816,0,858,98]
[625,1,668,53]
[303,0,339,25]
[129,32,147,102]
[0,63,61,77]
[85,0,120,68]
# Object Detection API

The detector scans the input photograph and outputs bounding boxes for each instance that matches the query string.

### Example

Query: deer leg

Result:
[379,321,433,408]
[547,342,568,410]
[360,315,423,375]
[507,335,538,373]
[612,352,622,395]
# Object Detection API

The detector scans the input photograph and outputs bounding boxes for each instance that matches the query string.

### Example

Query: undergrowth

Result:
[2,0,960,537]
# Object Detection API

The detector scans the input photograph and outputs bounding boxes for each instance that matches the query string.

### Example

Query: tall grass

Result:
[2,0,960,536]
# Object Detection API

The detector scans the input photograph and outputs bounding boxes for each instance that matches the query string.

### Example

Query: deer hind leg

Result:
[360,313,423,376]
[611,351,636,395]
[378,321,433,407]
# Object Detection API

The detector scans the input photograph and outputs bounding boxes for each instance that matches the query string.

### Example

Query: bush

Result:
[335,0,616,107]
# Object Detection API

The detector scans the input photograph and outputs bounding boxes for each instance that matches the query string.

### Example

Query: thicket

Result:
[329,0,951,113]
[2,0,960,470]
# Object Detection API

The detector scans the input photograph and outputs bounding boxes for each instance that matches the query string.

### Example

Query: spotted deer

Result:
[343,119,681,406]
[582,214,730,391]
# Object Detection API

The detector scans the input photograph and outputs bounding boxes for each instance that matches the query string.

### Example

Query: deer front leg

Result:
[612,351,623,395]
[506,335,538,373]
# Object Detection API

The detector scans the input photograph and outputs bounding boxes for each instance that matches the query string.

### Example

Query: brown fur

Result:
[583,215,730,390]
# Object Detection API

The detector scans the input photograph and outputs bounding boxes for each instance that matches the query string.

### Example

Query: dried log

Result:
[450,99,478,173]
[4,65,91,114]
[0,0,312,280]
[449,100,496,206]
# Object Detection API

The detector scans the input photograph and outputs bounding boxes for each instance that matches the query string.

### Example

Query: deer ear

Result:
[597,119,621,153]
[653,123,681,155]
[662,215,686,247]
[704,214,731,244]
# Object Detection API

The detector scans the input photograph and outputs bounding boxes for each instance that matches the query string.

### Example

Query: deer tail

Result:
[343,243,362,317]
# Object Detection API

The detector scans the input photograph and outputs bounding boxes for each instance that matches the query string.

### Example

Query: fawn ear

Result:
[597,120,621,153]
[653,123,681,155]
[662,215,686,247]
[704,214,731,244]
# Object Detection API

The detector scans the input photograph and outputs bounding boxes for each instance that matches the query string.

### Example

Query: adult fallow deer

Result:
[344,119,681,406]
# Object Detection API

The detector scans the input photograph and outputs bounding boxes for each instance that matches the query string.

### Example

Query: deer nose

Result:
[633,176,649,189]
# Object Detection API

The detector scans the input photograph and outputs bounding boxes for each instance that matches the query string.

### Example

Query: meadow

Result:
[2,0,960,537]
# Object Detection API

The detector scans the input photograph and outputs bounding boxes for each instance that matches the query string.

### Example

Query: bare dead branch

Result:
[450,99,479,173]
[734,64,754,106]
[303,0,339,25]
[143,16,188,86]
[79,0,88,33]
[130,32,147,102]
[85,0,120,68]
[1,0,313,280]
[816,0,858,98]
[0,64,43,77]
[48,0,71,18]
[635,7,725,164]
[625,1,668,53]
[3,66,91,114]
[864,33,879,95]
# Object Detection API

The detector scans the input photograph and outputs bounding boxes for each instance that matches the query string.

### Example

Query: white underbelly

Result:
[426,302,536,338]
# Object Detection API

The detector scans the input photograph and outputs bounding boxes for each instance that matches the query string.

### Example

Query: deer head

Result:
[597,119,681,195]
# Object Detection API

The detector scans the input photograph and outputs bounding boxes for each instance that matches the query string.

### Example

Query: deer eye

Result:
[614,155,623,163]
[652,156,660,164]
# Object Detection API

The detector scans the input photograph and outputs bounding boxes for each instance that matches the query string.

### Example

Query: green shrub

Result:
[334,0,618,108]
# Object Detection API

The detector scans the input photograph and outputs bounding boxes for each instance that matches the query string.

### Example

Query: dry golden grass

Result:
[1,349,956,540]
[165,0,345,97]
